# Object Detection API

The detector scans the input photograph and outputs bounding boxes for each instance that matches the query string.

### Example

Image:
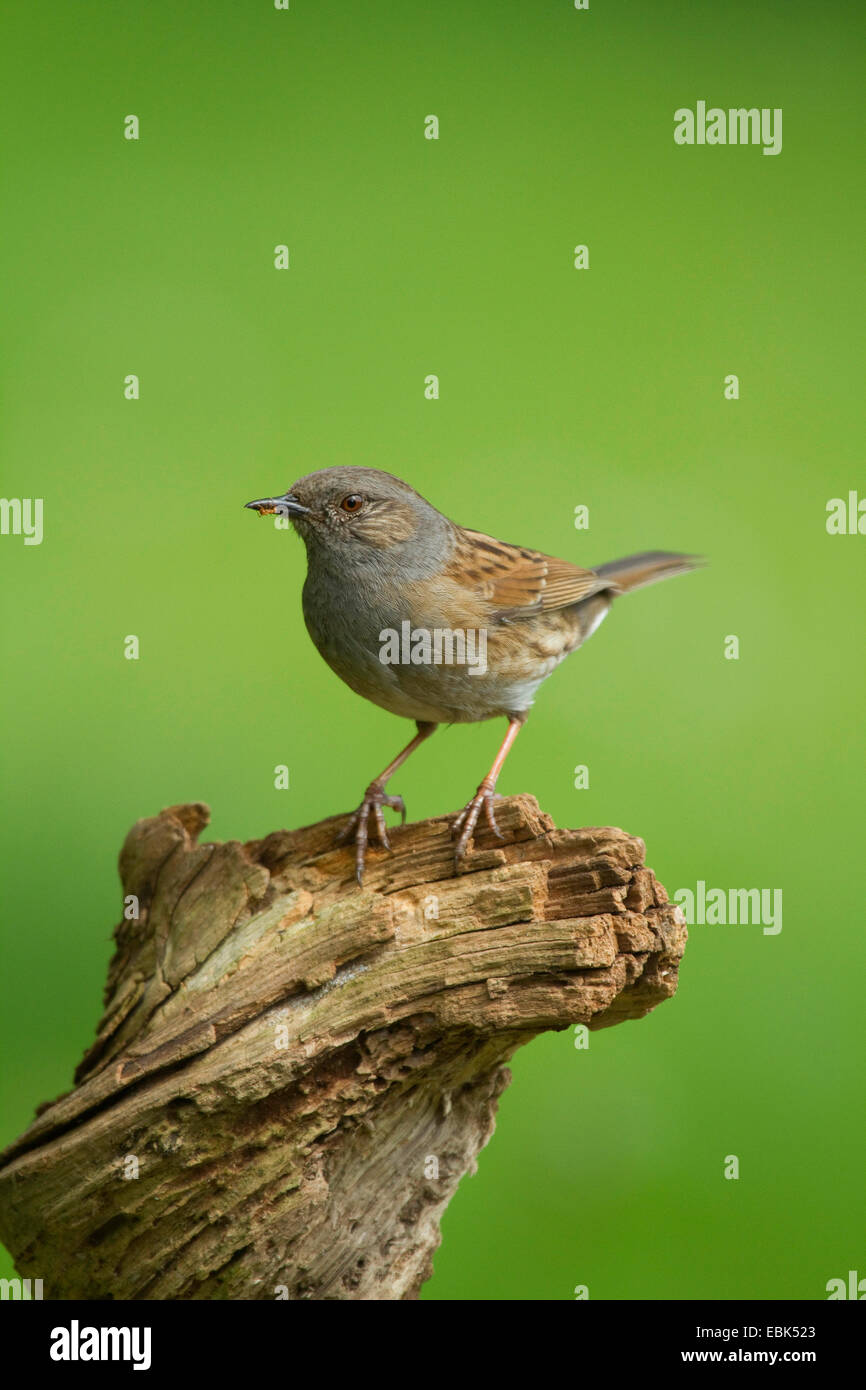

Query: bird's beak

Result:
[244,492,311,517]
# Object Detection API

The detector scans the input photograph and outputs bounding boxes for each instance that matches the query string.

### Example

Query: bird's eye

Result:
[340,494,364,513]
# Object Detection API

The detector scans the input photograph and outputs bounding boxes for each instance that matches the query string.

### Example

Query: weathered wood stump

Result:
[0,795,687,1300]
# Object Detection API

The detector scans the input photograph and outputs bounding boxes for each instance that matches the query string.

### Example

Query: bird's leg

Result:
[452,716,525,865]
[337,721,437,884]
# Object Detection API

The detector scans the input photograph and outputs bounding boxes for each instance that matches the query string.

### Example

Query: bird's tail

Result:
[594,550,703,594]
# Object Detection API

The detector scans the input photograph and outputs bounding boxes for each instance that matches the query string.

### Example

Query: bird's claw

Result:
[451,785,504,864]
[336,784,406,884]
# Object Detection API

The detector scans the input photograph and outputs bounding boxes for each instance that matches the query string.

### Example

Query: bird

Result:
[245,466,700,883]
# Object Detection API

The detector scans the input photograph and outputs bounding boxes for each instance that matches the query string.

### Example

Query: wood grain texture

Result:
[0,795,687,1300]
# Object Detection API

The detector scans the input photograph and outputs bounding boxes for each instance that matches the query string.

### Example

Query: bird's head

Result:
[245,466,447,558]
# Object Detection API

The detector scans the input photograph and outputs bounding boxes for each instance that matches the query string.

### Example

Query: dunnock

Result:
[246,467,700,882]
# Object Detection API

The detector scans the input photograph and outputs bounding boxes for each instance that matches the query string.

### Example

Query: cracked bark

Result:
[0,795,687,1300]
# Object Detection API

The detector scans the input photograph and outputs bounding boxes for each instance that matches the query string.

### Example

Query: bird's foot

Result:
[336,783,406,884]
[451,782,505,865]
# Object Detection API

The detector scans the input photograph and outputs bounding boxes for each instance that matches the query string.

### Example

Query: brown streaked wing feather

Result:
[450,528,610,620]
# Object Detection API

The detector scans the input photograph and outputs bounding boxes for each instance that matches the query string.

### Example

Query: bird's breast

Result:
[300,565,602,724]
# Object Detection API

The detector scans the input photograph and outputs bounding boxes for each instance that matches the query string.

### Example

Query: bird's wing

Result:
[449,529,613,622]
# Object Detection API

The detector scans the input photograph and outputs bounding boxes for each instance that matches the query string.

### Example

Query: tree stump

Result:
[0,795,687,1300]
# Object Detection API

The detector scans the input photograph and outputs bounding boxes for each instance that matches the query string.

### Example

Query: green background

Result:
[1,0,863,1300]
